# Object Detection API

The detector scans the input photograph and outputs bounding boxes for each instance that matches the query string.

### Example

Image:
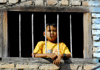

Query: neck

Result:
[47,40,57,43]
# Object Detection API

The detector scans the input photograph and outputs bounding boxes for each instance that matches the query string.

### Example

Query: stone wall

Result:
[2,0,100,58]
[0,0,100,8]
[92,13,100,59]
[0,0,100,58]
[0,0,100,64]
[0,58,99,70]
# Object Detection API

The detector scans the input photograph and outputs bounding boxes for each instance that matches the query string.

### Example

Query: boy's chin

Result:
[48,39,56,42]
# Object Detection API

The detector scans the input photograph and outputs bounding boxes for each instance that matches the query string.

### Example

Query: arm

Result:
[33,53,57,59]
[53,43,71,65]
[58,54,71,58]
[53,54,71,65]
[33,53,47,58]
[32,41,57,59]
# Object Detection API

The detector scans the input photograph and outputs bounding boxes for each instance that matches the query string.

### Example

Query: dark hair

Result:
[46,23,57,28]
[44,23,57,31]
[44,23,58,42]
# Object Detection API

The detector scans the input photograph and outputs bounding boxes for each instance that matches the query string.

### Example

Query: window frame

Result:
[2,11,92,58]
[2,12,8,57]
[83,13,92,59]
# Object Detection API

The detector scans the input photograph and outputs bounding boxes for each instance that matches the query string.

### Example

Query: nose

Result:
[51,31,54,34]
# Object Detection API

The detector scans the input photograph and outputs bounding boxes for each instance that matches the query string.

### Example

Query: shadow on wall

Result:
[43,58,72,70]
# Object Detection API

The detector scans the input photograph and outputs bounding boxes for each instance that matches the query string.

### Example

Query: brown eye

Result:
[53,30,56,32]
[48,30,51,32]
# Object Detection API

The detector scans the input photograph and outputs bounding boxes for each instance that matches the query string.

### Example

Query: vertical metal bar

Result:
[44,14,47,53]
[32,14,34,58]
[69,0,73,6]
[57,14,60,55]
[70,14,73,58]
[19,13,21,57]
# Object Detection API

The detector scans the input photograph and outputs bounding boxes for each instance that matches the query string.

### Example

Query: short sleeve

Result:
[64,46,71,54]
[62,43,71,54]
[33,41,44,54]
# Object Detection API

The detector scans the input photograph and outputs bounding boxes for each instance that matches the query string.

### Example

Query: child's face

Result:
[44,25,57,42]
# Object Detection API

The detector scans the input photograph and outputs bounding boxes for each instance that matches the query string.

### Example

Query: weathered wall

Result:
[0,0,100,63]
[1,0,100,58]
[0,0,100,70]
[0,0,100,58]
[0,0,100,8]
[0,58,99,70]
[92,13,100,59]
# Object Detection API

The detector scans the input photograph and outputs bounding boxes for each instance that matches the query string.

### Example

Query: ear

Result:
[43,32,45,37]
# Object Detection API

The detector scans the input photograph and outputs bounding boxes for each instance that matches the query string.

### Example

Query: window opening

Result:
[8,12,83,58]
[21,12,32,57]
[71,13,83,58]
[59,13,83,58]
[8,12,19,57]
[8,12,32,57]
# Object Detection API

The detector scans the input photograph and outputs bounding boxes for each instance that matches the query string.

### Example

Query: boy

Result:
[32,23,71,65]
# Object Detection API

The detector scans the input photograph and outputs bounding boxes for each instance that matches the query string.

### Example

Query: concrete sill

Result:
[0,57,99,70]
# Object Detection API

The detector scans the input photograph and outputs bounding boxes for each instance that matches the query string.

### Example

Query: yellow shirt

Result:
[33,41,71,55]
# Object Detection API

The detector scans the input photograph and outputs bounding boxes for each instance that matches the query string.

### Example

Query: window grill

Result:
[70,15,73,58]
[19,13,21,57]
[18,13,72,57]
[8,12,83,58]
[44,14,47,54]
[57,14,60,55]
[32,14,34,58]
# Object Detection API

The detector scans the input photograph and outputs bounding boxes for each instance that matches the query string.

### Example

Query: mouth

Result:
[50,35,54,37]
[50,34,54,36]
[50,36,55,39]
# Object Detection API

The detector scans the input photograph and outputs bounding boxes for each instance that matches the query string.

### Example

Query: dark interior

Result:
[8,12,19,57]
[8,12,32,57]
[8,12,83,58]
[71,13,83,58]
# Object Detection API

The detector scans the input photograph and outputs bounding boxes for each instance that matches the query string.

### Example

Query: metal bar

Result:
[70,14,73,58]
[32,14,34,58]
[44,14,47,53]
[19,13,21,57]
[69,0,73,6]
[57,14,60,55]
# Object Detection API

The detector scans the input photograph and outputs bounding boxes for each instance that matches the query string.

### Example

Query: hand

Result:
[46,53,57,59]
[53,55,61,65]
